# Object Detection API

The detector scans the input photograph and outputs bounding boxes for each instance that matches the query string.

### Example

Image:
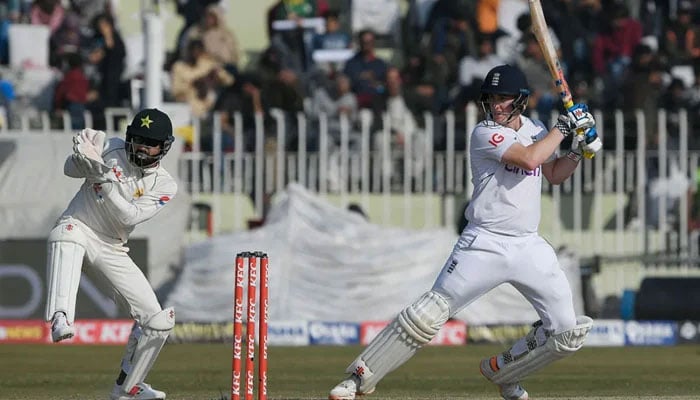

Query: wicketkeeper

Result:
[329,64,601,400]
[45,108,178,400]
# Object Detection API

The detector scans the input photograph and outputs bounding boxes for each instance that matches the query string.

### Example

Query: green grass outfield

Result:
[1,344,699,399]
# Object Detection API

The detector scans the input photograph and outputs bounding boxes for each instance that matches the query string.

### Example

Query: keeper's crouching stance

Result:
[45,108,178,399]
[329,64,600,400]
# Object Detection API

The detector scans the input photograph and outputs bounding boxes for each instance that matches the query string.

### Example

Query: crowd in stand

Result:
[1,0,699,154]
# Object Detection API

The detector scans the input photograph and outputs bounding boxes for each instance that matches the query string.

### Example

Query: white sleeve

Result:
[531,118,558,163]
[471,124,518,162]
[100,173,178,226]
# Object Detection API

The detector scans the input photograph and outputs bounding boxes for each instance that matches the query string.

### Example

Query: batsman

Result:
[45,108,177,400]
[329,64,601,400]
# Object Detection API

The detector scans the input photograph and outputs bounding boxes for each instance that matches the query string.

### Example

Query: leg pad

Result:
[484,316,593,384]
[346,291,450,392]
[121,308,175,394]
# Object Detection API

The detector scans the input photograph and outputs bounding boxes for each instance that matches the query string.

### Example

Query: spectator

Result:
[311,9,350,51]
[67,0,110,33]
[372,67,427,188]
[475,0,498,35]
[458,33,504,105]
[214,73,264,152]
[564,0,604,84]
[518,33,558,121]
[401,52,438,114]
[49,10,81,67]
[308,73,358,148]
[343,30,388,109]
[269,0,327,23]
[181,5,241,74]
[660,78,691,150]
[173,0,219,56]
[591,3,642,107]
[30,0,64,34]
[619,44,665,148]
[0,71,15,128]
[426,9,478,108]
[170,39,234,118]
[53,52,88,129]
[87,13,126,109]
[0,0,20,64]
[266,1,307,75]
[309,9,351,75]
[661,1,700,66]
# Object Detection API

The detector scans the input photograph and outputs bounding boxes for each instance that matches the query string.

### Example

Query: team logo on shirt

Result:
[505,164,541,176]
[111,166,123,182]
[488,133,505,147]
[158,196,170,206]
[133,188,144,199]
[92,183,104,201]
[446,258,458,274]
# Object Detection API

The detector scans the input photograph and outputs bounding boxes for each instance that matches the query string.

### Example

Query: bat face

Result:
[528,0,573,107]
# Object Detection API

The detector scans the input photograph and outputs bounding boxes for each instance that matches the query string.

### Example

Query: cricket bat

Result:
[528,0,597,158]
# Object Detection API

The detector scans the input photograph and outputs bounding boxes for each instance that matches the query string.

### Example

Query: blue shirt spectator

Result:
[343,30,388,108]
[312,10,350,51]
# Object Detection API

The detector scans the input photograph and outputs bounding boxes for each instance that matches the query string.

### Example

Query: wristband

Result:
[566,151,582,163]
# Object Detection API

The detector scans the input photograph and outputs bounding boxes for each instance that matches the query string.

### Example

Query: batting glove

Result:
[567,103,595,131]
[581,127,602,155]
[555,114,576,137]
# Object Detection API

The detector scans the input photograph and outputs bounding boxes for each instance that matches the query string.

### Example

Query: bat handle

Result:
[577,126,596,159]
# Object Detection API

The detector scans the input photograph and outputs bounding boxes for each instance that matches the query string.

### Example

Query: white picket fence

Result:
[10,105,700,297]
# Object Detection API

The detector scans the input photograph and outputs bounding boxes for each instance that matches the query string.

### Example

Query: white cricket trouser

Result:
[432,226,577,334]
[45,216,161,324]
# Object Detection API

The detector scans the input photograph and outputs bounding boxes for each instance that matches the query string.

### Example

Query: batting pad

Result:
[44,241,85,323]
[119,322,142,374]
[122,308,175,394]
[346,291,449,392]
[487,315,593,384]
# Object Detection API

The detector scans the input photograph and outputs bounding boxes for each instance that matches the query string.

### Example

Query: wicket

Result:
[232,252,269,400]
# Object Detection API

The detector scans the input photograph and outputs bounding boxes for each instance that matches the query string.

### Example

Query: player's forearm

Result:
[546,155,579,184]
[522,131,563,170]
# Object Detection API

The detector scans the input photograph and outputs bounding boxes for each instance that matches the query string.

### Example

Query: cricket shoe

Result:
[479,358,528,400]
[110,382,166,400]
[51,312,75,342]
[328,374,375,400]
[497,383,528,400]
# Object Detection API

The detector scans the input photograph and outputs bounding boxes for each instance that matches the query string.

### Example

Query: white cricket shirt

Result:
[465,116,554,236]
[62,137,177,243]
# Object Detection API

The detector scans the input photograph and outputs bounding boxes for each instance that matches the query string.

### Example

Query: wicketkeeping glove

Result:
[73,128,106,163]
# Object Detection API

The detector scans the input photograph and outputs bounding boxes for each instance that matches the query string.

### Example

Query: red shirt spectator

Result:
[591,5,642,75]
[54,55,88,108]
